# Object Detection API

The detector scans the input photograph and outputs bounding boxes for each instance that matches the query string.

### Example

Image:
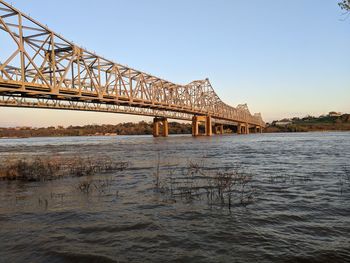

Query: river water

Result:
[0,132,349,263]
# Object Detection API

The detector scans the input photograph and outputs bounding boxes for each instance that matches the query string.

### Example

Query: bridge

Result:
[0,0,265,137]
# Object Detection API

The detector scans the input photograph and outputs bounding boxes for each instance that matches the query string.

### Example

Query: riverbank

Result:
[1,113,349,138]
[0,121,192,138]
[265,113,350,133]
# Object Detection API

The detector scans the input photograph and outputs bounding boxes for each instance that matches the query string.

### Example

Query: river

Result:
[0,132,349,262]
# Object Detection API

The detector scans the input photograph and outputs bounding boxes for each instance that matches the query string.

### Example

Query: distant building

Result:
[275,121,292,126]
[329,112,342,117]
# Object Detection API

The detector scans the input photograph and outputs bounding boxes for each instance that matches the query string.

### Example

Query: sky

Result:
[0,0,349,127]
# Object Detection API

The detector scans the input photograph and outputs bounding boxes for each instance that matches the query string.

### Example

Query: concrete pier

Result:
[214,124,224,135]
[192,115,212,136]
[153,117,168,137]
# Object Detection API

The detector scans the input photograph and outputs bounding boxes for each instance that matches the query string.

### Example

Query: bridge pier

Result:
[153,117,168,137]
[206,116,212,136]
[214,124,224,135]
[245,123,250,134]
[237,123,242,134]
[192,115,212,136]
[256,126,263,133]
[249,125,263,134]
[237,123,249,134]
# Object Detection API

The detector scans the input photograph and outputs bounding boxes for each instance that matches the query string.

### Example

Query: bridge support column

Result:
[153,119,159,137]
[254,126,263,133]
[237,123,250,134]
[153,117,168,137]
[192,115,212,136]
[192,116,199,136]
[163,119,169,137]
[206,116,212,136]
[214,124,224,135]
[237,123,243,134]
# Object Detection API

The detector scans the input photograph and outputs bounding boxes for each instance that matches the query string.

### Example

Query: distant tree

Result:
[339,0,350,11]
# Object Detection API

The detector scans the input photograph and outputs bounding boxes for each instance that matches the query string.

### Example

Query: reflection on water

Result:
[0,132,350,263]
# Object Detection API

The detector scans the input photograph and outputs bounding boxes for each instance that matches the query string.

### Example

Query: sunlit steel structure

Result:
[0,0,265,136]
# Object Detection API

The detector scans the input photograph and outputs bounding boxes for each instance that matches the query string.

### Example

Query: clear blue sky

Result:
[1,0,349,126]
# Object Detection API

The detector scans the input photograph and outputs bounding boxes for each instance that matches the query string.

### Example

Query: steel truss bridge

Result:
[0,0,265,136]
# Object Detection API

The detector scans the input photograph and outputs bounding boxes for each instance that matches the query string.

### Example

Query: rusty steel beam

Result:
[0,0,265,127]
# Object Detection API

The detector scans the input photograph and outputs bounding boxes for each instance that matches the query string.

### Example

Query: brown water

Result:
[0,132,349,263]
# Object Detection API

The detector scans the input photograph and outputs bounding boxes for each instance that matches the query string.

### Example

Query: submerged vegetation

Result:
[339,166,350,194]
[153,159,256,209]
[77,177,116,196]
[0,156,128,181]
[1,153,348,209]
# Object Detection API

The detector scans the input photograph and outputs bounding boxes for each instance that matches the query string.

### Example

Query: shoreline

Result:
[1,130,350,140]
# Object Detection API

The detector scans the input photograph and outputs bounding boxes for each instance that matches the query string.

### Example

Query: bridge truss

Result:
[0,0,265,127]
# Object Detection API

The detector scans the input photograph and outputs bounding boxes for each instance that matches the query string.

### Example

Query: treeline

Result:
[265,114,350,133]
[3,113,349,138]
[0,121,192,138]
